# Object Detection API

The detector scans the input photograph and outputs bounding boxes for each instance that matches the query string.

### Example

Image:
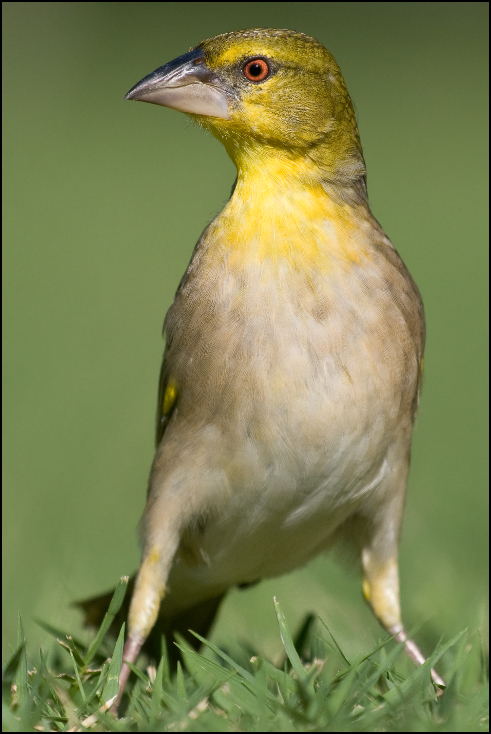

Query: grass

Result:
[2,579,488,732]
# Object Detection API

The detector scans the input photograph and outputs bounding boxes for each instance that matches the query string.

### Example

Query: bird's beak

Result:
[125,48,231,120]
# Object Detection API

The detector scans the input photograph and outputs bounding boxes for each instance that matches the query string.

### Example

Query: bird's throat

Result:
[212,153,372,271]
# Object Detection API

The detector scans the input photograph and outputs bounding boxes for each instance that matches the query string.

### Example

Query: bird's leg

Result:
[109,544,171,716]
[361,549,445,691]
[110,634,145,714]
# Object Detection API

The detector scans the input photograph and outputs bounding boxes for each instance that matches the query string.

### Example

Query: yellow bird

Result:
[85,28,445,710]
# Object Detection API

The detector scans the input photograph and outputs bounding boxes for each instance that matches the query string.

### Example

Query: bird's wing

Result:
[155,348,175,448]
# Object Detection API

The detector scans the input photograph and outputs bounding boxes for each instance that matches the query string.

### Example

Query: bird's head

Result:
[126,29,366,196]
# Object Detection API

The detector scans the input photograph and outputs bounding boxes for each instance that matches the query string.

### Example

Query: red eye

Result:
[243,58,270,82]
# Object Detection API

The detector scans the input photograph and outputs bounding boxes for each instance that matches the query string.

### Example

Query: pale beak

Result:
[125,47,231,120]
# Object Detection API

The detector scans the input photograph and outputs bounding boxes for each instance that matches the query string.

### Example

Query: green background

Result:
[3,2,488,670]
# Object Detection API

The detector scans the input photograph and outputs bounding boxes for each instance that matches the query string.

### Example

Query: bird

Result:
[81,28,444,712]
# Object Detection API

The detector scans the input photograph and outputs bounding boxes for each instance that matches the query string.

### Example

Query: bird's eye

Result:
[242,57,271,82]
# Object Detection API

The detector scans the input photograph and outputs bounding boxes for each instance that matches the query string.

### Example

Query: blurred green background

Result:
[3,2,488,669]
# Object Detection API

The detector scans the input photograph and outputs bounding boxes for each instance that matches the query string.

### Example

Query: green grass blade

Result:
[101,622,124,708]
[189,630,256,686]
[150,654,164,720]
[2,643,25,701]
[15,614,28,709]
[274,597,308,685]
[84,576,128,666]
[318,615,351,666]
[34,619,86,650]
